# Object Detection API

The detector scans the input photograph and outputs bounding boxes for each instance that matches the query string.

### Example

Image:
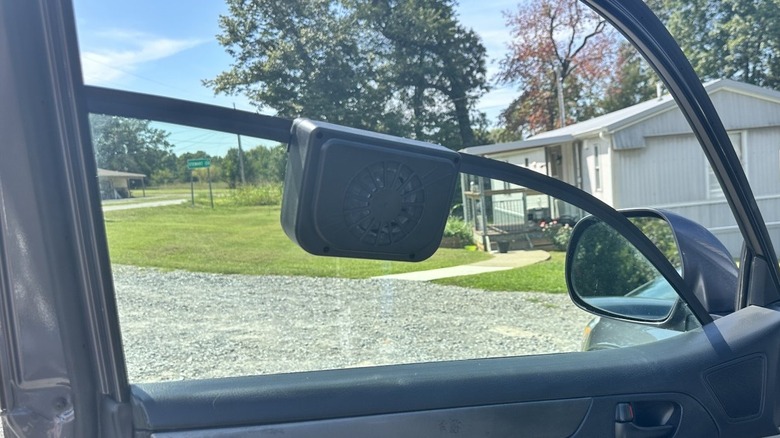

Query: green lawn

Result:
[103,205,490,278]
[433,252,568,293]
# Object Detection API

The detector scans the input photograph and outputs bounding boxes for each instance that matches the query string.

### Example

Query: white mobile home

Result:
[462,79,780,255]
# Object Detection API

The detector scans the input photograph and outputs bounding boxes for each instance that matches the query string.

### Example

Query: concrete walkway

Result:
[372,250,551,281]
[103,198,186,211]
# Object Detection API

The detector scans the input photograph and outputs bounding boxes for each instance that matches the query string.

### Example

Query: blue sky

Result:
[73,0,519,155]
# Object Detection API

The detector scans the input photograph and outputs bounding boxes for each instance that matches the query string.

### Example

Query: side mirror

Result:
[566,209,737,324]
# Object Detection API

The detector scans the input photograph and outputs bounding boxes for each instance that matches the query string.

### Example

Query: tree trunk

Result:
[412,86,425,140]
[451,91,475,147]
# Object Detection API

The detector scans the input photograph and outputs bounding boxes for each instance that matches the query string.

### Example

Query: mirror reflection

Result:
[569,216,679,321]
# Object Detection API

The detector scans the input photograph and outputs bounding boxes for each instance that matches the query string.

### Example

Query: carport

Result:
[97,168,146,199]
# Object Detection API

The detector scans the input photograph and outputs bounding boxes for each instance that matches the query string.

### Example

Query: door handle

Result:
[615,402,676,438]
[615,422,675,438]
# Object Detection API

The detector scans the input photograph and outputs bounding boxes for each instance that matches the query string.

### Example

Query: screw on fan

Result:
[344,161,425,246]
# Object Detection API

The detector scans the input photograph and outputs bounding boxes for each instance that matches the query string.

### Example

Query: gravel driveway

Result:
[113,265,594,383]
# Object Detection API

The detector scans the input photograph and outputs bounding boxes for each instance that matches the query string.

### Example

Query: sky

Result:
[72,0,520,156]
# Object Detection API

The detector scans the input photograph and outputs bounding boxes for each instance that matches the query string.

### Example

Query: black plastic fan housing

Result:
[281,118,460,262]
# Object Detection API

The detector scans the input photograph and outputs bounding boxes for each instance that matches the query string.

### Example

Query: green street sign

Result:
[187,158,211,169]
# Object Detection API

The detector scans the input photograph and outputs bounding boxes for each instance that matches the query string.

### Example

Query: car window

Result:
[92,114,605,381]
[74,0,761,383]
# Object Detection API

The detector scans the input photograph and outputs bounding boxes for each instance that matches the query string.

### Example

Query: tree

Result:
[599,44,660,113]
[205,0,399,132]
[357,0,489,148]
[90,115,175,182]
[207,0,488,149]
[222,144,287,188]
[652,0,780,88]
[497,0,617,136]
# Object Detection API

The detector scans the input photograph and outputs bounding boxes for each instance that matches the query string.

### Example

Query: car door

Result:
[2,0,780,437]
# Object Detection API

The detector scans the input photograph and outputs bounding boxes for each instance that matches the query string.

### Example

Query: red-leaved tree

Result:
[497,0,618,136]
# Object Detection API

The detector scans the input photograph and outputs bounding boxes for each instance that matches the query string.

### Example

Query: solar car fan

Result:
[281,119,460,262]
[343,161,425,247]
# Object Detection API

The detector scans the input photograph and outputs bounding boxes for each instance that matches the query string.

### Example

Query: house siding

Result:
[471,85,780,256]
[744,126,780,197]
[612,88,780,150]
[710,90,780,130]
[613,134,707,208]
[612,132,746,254]
[612,127,780,255]
[613,105,690,150]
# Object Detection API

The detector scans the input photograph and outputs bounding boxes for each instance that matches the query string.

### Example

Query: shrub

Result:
[442,216,474,247]
[198,184,283,207]
[541,222,573,251]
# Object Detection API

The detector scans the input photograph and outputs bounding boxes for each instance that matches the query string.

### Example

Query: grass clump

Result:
[210,184,283,207]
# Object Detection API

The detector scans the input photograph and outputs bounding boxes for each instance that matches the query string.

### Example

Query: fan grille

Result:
[343,161,425,246]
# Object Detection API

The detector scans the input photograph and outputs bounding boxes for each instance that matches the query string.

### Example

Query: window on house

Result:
[594,145,602,191]
[707,132,744,198]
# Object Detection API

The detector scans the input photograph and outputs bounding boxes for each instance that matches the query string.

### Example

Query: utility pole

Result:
[556,68,566,128]
[234,103,246,185]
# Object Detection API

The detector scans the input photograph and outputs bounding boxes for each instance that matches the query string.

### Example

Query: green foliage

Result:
[568,220,665,297]
[206,0,401,131]
[176,152,222,184]
[207,0,488,148]
[218,184,284,207]
[356,0,488,147]
[151,168,176,186]
[485,127,525,145]
[90,115,175,182]
[651,0,780,88]
[631,217,681,268]
[223,144,287,188]
[541,223,573,251]
[443,216,473,242]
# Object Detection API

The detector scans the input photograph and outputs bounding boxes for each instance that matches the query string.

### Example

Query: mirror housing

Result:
[566,209,737,324]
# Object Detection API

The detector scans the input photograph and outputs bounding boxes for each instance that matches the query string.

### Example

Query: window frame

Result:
[706,131,746,199]
[594,144,602,192]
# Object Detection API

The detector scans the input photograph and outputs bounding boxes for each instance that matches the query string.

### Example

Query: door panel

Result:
[130,306,780,437]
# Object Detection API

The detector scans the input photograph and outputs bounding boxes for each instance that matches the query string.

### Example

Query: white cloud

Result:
[479,86,517,111]
[80,31,205,86]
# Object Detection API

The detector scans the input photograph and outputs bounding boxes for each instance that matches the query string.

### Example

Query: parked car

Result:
[2,1,780,438]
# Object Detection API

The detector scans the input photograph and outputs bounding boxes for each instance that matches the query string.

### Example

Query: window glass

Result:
[94,115,596,381]
[75,0,761,383]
